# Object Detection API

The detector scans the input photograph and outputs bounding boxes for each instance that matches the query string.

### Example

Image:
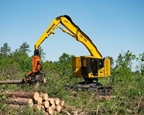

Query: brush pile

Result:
[1,91,65,115]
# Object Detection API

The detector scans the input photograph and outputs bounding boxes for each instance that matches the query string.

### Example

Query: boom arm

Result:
[34,15,102,58]
[28,15,110,81]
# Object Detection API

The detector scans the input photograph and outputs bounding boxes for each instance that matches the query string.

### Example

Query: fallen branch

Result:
[96,95,116,100]
[137,96,143,108]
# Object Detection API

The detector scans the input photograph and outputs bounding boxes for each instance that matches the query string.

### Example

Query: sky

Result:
[0,0,144,65]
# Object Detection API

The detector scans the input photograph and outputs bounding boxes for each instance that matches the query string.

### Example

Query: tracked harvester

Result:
[24,15,112,95]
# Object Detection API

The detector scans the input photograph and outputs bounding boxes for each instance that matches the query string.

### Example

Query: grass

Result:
[0,70,144,115]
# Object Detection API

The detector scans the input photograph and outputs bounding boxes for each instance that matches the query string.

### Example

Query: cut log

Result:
[39,93,48,101]
[60,100,65,106]
[6,97,33,107]
[56,105,63,112]
[37,97,42,105]
[2,92,39,101]
[51,104,55,110]
[46,106,54,115]
[54,98,60,105]
[48,98,55,105]
[42,100,49,108]
[48,98,60,105]
[48,98,55,109]
[0,80,23,84]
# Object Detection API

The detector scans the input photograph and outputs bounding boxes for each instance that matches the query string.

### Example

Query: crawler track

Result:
[64,81,113,95]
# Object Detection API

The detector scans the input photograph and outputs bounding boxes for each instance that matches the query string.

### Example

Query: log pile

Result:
[1,91,65,115]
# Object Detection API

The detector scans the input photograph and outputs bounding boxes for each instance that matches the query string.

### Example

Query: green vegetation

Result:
[0,42,144,115]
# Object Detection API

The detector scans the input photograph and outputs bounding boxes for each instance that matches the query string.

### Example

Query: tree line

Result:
[0,42,144,81]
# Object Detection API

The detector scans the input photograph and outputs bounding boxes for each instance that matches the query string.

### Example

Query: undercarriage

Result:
[64,78,113,95]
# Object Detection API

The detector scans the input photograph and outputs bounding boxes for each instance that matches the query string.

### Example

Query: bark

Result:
[2,92,39,101]
[6,97,33,107]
